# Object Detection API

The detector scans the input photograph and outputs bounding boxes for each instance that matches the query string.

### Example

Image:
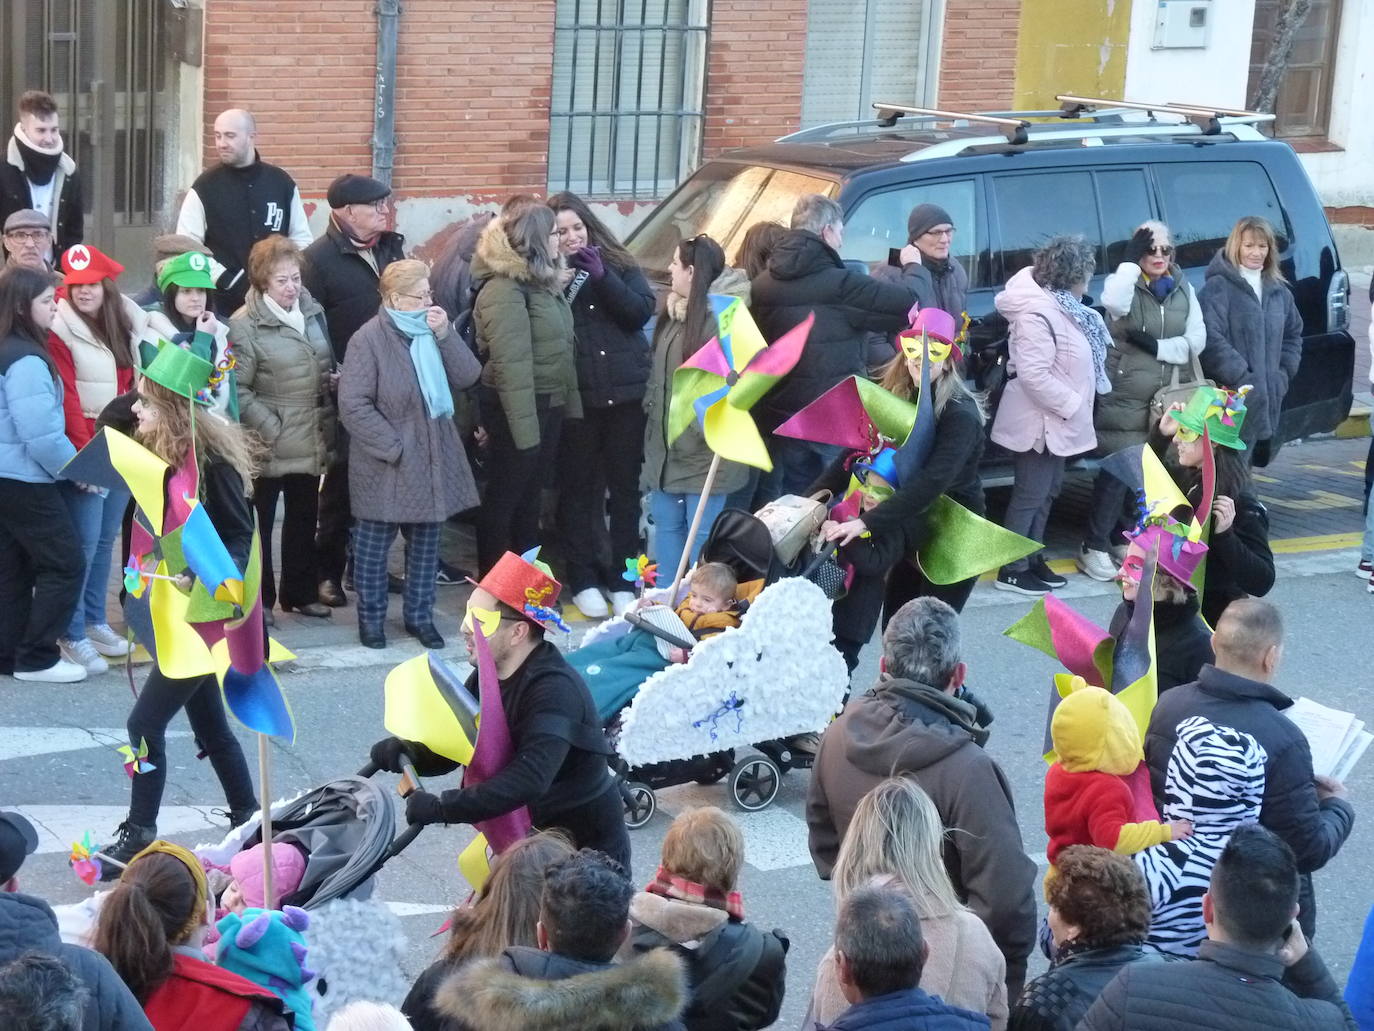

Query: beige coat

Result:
[49,294,150,418]
[229,288,336,477]
[806,905,1008,1029]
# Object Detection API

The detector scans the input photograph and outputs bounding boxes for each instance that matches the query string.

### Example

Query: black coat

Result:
[566,260,655,408]
[1010,943,1156,1031]
[301,220,407,363]
[1108,596,1213,693]
[1145,665,1355,877]
[0,137,83,254]
[751,230,917,429]
[1078,940,1356,1031]
[1198,489,1274,626]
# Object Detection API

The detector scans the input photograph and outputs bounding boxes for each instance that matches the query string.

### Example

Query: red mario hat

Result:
[61,244,125,286]
[470,548,570,633]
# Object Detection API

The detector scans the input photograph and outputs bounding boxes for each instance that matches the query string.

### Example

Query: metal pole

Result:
[372,0,401,186]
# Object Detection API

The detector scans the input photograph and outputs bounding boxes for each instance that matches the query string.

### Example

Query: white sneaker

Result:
[87,623,132,657]
[14,658,88,683]
[571,588,610,618]
[609,591,636,617]
[1077,546,1119,583]
[59,637,109,675]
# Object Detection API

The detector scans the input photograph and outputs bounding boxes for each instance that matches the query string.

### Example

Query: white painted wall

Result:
[1123,0,1257,109]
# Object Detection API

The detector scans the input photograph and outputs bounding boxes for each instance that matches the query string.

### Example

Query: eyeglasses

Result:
[921,227,955,239]
[398,290,433,303]
[1146,245,1174,257]
[4,230,49,243]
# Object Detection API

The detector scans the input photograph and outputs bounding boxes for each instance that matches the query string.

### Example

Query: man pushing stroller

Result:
[368,551,631,869]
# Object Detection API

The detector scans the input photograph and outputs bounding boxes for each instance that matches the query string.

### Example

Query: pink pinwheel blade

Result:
[679,336,732,377]
[740,311,812,378]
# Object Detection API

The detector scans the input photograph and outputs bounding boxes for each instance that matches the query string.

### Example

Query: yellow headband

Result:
[124,840,209,942]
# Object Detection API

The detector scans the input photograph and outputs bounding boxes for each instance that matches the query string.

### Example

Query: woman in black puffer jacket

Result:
[547,192,655,619]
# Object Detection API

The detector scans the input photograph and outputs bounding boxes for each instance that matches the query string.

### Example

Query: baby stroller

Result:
[569,508,849,825]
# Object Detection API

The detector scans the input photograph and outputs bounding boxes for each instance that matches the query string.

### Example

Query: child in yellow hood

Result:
[1045,684,1192,866]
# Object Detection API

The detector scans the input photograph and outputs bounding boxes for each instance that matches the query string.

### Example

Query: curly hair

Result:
[246,234,302,293]
[1046,845,1151,947]
[1031,234,1097,292]
[540,850,633,963]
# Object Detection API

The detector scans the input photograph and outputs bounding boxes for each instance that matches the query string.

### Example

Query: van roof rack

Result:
[870,103,1031,144]
[1056,95,1275,135]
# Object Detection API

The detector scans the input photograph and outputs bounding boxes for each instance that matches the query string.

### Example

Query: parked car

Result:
[626,107,1355,468]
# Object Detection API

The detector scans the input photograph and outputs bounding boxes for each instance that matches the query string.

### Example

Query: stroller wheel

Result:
[622,781,657,829]
[728,754,781,812]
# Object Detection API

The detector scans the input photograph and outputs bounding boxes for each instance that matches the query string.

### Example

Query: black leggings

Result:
[126,667,258,827]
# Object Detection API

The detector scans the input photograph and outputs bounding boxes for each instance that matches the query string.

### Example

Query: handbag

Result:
[1149,351,1213,418]
[799,539,848,600]
[753,491,831,565]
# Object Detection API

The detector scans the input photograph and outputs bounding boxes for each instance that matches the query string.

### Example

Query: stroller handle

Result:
[387,821,425,859]
[357,761,379,778]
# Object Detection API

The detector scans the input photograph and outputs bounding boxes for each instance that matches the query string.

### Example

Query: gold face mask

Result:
[898,332,952,365]
[461,605,503,637]
[1174,425,1201,443]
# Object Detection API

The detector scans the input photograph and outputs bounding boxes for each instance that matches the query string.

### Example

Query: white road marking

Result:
[655,783,815,872]
[0,726,191,761]
[385,901,454,917]
[14,804,222,853]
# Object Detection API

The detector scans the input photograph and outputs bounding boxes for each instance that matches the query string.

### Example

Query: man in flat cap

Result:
[2,208,53,270]
[303,173,407,609]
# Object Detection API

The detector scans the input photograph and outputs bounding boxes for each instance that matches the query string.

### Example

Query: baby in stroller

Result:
[665,562,757,662]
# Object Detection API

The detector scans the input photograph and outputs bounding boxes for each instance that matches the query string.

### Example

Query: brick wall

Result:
[701,0,807,156]
[939,0,1020,111]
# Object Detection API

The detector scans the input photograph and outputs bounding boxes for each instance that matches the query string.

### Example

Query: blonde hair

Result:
[833,777,964,919]
[690,562,738,600]
[324,1000,412,1031]
[660,806,745,892]
[136,377,259,489]
[877,354,985,427]
[1223,216,1286,283]
[379,258,431,307]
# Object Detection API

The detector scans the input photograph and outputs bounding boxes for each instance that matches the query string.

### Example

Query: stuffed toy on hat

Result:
[216,906,317,1031]
[472,548,570,632]
[1044,680,1180,870]
[1174,383,1250,451]
[61,243,124,285]
[1124,506,1208,590]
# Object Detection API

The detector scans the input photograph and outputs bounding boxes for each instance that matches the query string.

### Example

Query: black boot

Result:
[99,820,157,880]
[228,806,259,830]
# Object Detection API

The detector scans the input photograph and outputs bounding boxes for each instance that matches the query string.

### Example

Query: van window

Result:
[991,171,1098,281]
[839,179,982,285]
[1155,162,1288,270]
[627,163,837,276]
[1098,169,1155,267]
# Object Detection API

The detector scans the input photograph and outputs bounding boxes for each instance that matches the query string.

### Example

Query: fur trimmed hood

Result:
[628,891,728,946]
[471,216,561,289]
[438,945,687,1031]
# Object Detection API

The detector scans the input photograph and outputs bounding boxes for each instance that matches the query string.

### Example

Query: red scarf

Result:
[331,211,381,251]
[645,864,744,921]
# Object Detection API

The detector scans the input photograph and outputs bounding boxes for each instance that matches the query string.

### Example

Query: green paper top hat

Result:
[157,250,216,291]
[1175,384,1249,451]
[142,339,214,405]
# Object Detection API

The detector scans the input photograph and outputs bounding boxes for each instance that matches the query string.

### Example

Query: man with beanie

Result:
[0,91,83,259]
[904,203,968,318]
[303,173,407,608]
[175,108,313,314]
[0,810,153,1030]
[2,208,53,270]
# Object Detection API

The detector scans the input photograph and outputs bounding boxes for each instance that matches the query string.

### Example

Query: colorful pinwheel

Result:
[70,832,103,885]
[623,555,658,592]
[117,737,156,777]
[667,297,813,471]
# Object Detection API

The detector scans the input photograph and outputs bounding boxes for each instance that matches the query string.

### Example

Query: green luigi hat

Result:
[142,339,215,406]
[157,250,216,292]
[1175,384,1250,451]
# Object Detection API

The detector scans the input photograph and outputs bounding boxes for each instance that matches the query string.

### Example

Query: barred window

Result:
[549,0,709,200]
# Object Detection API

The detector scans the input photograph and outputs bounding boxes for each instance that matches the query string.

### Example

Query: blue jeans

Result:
[60,483,129,638]
[648,490,726,581]
[1362,442,1374,563]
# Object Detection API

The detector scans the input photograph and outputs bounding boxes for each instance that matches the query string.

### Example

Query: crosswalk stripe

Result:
[14,804,222,854]
[0,726,191,761]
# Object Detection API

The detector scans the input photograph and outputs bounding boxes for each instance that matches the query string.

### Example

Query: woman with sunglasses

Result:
[1078,222,1205,583]
[816,314,986,673]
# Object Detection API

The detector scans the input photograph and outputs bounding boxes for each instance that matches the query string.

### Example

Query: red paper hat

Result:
[470,550,568,632]
[61,244,125,286]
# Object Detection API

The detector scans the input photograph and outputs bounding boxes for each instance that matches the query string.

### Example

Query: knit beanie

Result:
[907,203,955,244]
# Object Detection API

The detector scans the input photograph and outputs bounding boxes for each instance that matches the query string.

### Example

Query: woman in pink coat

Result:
[991,236,1109,596]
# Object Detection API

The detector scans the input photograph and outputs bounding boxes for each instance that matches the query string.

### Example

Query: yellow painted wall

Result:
[1012,0,1134,110]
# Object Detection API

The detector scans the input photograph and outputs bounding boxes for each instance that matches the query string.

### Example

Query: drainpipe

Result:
[371,0,400,186]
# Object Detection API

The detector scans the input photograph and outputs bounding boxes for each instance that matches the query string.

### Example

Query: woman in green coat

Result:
[640,234,749,577]
[471,198,577,575]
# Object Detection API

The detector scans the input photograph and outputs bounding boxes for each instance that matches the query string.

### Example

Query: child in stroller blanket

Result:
[668,563,743,661]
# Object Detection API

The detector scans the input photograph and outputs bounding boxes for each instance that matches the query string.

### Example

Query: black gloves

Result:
[405,790,446,827]
[368,738,460,777]
[1124,327,1159,356]
[1124,227,1155,266]
[958,686,995,728]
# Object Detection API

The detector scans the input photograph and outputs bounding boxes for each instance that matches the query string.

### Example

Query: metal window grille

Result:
[549,0,709,200]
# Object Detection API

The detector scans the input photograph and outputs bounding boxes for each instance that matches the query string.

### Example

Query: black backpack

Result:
[455,277,532,357]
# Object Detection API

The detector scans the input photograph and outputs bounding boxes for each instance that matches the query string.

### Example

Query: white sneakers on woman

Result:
[14,657,87,683]
[87,623,132,657]
[571,588,610,618]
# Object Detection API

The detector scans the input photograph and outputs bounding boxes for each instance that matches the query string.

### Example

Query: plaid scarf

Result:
[645,864,744,921]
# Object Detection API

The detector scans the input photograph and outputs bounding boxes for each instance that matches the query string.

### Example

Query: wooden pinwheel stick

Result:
[668,452,722,601]
[258,734,274,910]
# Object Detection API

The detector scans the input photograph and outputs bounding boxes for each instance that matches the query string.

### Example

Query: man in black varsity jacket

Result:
[175,108,314,314]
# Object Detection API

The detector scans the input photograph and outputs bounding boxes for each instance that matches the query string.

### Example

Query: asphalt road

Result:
[4,541,1369,1028]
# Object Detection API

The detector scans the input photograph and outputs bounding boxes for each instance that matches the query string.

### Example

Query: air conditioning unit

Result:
[1153,0,1211,49]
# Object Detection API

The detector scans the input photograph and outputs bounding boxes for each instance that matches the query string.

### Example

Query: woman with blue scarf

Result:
[338,258,481,649]
[1078,221,1206,584]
